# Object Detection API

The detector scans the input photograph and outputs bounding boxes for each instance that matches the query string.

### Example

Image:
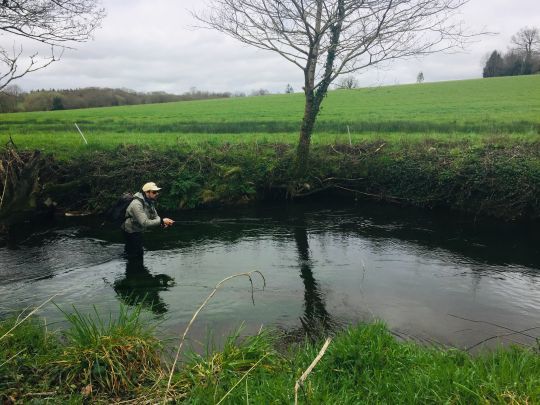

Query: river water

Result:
[1,201,539,350]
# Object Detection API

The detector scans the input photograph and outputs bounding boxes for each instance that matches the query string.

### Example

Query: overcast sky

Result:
[6,0,540,94]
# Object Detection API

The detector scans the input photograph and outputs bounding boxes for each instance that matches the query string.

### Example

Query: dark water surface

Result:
[1,201,539,350]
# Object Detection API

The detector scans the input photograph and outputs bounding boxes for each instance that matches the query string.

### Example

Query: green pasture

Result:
[1,75,539,156]
[3,130,540,161]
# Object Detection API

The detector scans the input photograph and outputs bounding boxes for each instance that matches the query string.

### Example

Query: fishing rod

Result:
[162,218,331,229]
[165,219,274,226]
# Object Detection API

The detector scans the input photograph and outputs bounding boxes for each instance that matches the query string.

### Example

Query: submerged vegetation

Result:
[1,304,539,403]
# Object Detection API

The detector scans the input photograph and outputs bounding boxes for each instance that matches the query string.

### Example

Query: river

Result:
[1,201,539,351]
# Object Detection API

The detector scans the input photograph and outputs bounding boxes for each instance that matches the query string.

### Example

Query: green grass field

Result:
[1,75,539,219]
[1,75,539,156]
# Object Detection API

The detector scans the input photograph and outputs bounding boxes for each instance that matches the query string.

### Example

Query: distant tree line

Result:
[483,27,540,78]
[0,86,233,113]
[0,85,294,113]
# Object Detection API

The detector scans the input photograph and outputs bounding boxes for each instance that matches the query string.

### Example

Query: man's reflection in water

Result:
[293,217,335,340]
[113,257,174,315]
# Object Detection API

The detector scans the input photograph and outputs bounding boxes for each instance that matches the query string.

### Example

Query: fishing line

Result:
[164,218,343,229]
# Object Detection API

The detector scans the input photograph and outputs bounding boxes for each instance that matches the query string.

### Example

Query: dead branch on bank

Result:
[294,337,332,405]
[163,270,266,403]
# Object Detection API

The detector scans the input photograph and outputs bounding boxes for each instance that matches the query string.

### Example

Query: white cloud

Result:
[3,0,540,93]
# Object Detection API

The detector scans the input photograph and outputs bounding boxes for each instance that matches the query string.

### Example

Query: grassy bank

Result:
[1,75,540,221]
[28,136,540,221]
[1,306,538,403]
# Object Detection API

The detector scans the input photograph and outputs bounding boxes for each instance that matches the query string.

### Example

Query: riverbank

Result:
[1,75,539,224]
[2,136,539,225]
[1,305,538,403]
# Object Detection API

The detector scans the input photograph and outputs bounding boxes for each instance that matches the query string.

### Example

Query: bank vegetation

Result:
[1,76,539,227]
[1,135,540,229]
[1,302,538,403]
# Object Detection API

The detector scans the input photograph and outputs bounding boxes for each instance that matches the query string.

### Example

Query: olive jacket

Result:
[121,192,162,233]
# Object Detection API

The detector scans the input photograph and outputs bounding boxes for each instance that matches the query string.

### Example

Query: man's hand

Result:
[163,218,174,228]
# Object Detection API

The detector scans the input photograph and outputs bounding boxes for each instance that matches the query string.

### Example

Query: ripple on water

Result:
[1,203,539,350]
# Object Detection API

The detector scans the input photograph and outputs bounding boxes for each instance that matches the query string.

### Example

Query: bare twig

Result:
[216,353,269,405]
[0,294,59,341]
[74,123,88,145]
[321,177,364,182]
[330,144,344,155]
[22,391,57,398]
[294,337,332,405]
[163,271,266,403]
[115,395,158,405]
[448,313,538,340]
[0,156,9,211]
[0,348,26,368]
[465,326,540,352]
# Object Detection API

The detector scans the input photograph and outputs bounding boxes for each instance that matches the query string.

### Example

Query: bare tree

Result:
[0,0,105,91]
[511,27,540,74]
[196,0,472,175]
[337,75,358,89]
[250,88,270,96]
[511,27,540,58]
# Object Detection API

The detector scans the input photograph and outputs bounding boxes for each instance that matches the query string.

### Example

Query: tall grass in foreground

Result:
[0,317,60,394]
[173,322,539,404]
[55,303,163,396]
[1,306,538,403]
[0,302,163,402]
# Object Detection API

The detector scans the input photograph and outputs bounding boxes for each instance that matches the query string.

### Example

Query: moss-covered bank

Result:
[2,138,540,223]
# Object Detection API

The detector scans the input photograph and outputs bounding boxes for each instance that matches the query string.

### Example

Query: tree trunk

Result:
[296,91,319,176]
[295,0,344,178]
[295,0,323,178]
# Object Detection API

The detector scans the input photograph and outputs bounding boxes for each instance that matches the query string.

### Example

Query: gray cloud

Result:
[4,0,540,93]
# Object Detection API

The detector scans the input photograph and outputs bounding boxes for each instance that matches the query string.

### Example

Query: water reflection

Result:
[1,201,539,350]
[113,257,174,315]
[293,214,335,339]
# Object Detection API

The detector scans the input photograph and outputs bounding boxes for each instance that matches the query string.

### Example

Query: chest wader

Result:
[123,230,144,258]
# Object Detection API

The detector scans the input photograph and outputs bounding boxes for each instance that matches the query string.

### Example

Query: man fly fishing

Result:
[121,182,174,258]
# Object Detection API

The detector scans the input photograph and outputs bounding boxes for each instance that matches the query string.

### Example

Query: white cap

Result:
[142,182,162,192]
